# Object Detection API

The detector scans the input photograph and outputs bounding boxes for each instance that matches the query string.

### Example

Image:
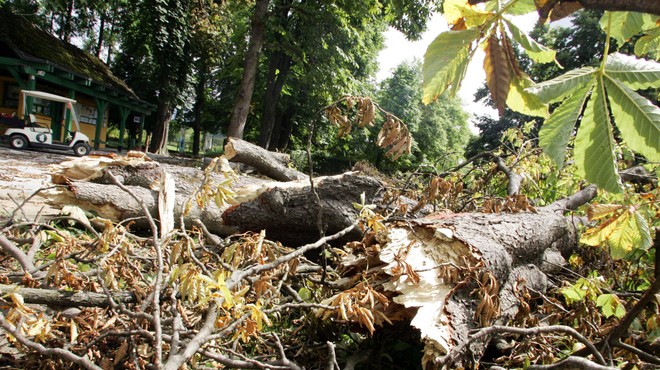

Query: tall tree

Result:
[378,60,471,170]
[115,0,193,154]
[226,0,269,139]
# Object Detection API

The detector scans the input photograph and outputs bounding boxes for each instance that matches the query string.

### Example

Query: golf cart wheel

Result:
[73,143,91,157]
[9,135,28,150]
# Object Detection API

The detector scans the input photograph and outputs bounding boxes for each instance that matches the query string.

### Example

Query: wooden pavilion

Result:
[0,6,154,150]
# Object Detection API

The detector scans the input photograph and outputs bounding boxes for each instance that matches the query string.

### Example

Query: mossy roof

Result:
[0,7,139,100]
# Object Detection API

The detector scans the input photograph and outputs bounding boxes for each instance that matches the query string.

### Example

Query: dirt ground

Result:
[0,145,124,222]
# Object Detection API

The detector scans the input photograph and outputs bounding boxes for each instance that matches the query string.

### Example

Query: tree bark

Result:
[360,206,594,367]
[257,50,292,149]
[226,0,269,139]
[224,137,306,181]
[223,173,384,246]
[192,59,208,156]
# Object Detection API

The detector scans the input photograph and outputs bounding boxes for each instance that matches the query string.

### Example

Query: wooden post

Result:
[138,113,145,150]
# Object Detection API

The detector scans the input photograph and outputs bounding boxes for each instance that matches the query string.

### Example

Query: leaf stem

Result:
[600,12,612,72]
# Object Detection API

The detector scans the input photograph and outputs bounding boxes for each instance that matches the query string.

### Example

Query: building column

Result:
[93,98,109,150]
[118,107,130,152]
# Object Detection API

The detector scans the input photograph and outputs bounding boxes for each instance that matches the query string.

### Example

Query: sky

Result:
[377,13,538,128]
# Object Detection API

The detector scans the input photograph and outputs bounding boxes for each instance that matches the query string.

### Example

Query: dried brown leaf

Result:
[483,35,511,116]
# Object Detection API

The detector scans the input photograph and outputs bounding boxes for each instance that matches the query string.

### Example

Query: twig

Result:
[439,325,607,367]
[526,356,616,370]
[0,311,102,370]
[0,233,41,277]
[107,170,165,367]
[326,341,340,370]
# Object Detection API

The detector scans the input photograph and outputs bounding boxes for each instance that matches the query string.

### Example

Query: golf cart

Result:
[3,90,91,156]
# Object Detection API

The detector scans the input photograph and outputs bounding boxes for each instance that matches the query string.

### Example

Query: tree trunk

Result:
[257,51,292,148]
[192,60,208,157]
[333,202,594,367]
[223,173,384,246]
[150,100,171,155]
[96,11,106,59]
[226,0,269,139]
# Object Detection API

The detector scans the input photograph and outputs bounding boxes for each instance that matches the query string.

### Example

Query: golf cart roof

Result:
[22,90,77,104]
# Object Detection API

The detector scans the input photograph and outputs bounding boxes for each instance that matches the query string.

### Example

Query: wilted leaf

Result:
[483,35,512,115]
[586,204,624,221]
[574,78,622,193]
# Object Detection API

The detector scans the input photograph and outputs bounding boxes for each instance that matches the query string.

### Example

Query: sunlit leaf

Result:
[605,52,660,90]
[634,210,653,252]
[539,84,591,167]
[483,35,511,115]
[525,67,596,103]
[444,0,492,28]
[608,209,643,259]
[635,28,660,60]
[423,29,480,104]
[503,18,556,64]
[597,294,626,318]
[586,204,624,221]
[574,78,622,193]
[601,11,660,47]
[507,71,549,118]
[604,76,660,162]
[503,0,537,15]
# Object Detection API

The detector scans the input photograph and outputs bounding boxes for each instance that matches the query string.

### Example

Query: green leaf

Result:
[485,0,535,15]
[539,84,592,168]
[634,211,653,252]
[298,287,312,301]
[504,0,537,15]
[601,11,660,47]
[604,76,660,162]
[597,294,625,318]
[635,28,660,60]
[560,285,584,304]
[423,29,480,104]
[574,77,622,193]
[503,18,556,64]
[604,52,660,90]
[525,67,597,103]
[506,72,549,118]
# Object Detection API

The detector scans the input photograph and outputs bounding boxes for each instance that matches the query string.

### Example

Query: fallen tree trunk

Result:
[224,137,307,181]
[333,198,595,367]
[46,154,383,244]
